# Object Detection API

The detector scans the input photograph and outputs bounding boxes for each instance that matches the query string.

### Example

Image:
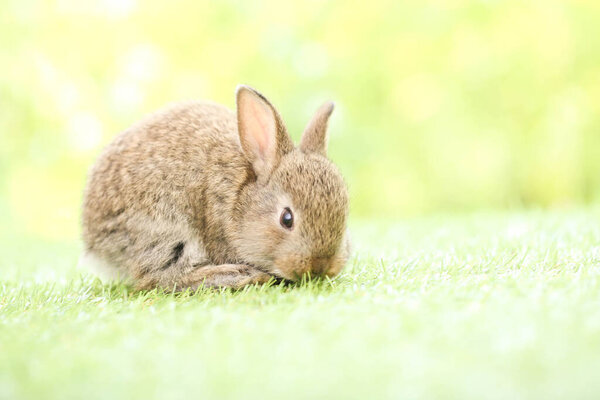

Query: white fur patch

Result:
[78,251,130,283]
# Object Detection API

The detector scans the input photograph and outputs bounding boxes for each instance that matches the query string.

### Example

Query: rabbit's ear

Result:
[300,101,334,156]
[236,85,293,179]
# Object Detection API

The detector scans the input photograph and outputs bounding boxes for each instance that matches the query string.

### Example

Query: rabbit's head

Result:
[232,86,350,281]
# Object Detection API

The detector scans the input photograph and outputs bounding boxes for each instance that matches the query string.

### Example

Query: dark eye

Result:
[280,207,294,229]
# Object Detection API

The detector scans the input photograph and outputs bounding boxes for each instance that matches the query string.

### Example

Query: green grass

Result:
[1,208,600,400]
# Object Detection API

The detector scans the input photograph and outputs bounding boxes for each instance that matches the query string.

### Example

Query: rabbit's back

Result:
[81,101,246,261]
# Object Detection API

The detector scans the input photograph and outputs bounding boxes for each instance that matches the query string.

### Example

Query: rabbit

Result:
[80,85,350,291]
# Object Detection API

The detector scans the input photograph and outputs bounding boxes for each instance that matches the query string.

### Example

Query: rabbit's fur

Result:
[80,86,349,290]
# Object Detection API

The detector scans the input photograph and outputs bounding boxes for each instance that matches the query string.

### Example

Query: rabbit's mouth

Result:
[268,248,349,281]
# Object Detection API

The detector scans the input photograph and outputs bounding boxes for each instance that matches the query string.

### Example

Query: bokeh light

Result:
[1,0,599,240]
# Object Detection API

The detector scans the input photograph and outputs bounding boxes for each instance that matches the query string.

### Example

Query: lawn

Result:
[1,208,600,400]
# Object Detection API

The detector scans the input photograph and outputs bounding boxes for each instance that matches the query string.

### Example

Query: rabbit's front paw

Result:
[188,264,274,290]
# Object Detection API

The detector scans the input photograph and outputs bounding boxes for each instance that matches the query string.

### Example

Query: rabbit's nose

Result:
[311,257,330,276]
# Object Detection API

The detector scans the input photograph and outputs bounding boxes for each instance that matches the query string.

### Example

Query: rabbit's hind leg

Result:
[85,214,274,291]
[120,221,274,291]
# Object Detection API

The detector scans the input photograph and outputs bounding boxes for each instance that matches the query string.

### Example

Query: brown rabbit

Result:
[80,86,350,290]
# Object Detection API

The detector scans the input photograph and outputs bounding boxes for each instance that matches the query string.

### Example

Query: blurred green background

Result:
[1,0,600,241]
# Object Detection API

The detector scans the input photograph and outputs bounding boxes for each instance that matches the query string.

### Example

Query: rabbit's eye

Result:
[280,207,294,229]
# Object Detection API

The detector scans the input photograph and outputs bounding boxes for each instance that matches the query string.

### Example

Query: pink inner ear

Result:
[246,98,274,157]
